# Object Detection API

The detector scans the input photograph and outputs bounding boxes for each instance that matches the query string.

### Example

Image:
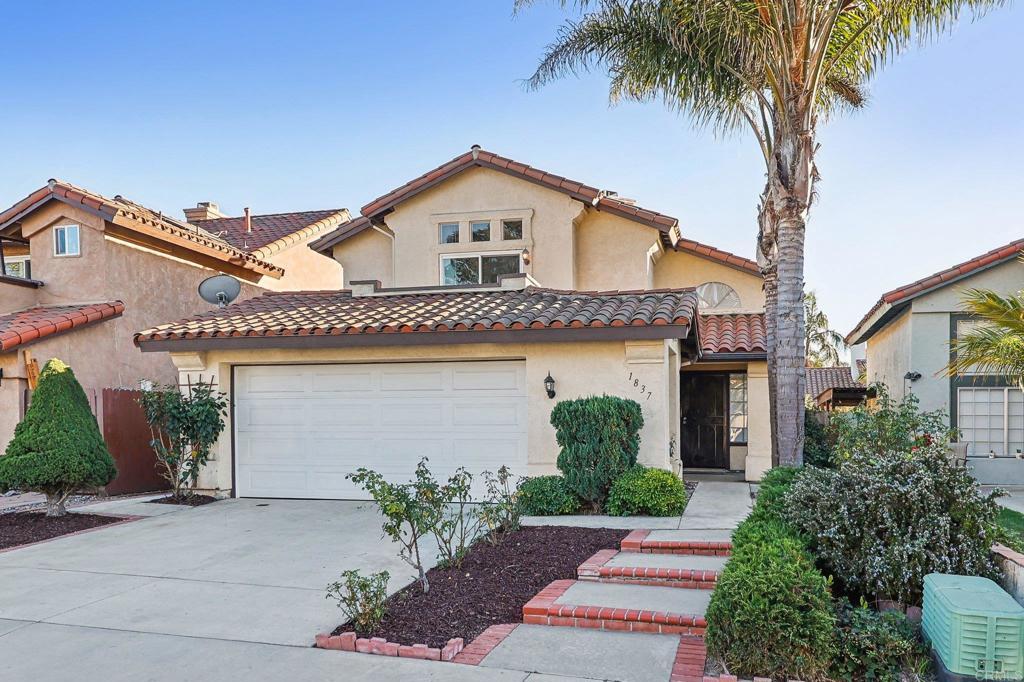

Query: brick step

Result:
[523,579,710,636]
[621,529,732,556]
[578,549,726,589]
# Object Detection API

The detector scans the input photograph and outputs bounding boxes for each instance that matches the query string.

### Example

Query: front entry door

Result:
[680,373,729,469]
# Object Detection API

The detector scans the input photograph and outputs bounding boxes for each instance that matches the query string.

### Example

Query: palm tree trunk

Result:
[760,120,814,467]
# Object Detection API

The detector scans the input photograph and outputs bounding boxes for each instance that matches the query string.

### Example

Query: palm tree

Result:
[804,290,844,367]
[947,287,1024,380]
[517,0,1004,465]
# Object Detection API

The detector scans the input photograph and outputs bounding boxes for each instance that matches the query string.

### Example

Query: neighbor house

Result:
[0,180,346,453]
[135,146,772,500]
[847,237,1024,482]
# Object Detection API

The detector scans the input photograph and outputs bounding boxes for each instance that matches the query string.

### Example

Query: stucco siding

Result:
[908,311,952,416]
[866,310,912,399]
[912,258,1024,312]
[380,167,583,289]
[261,235,344,291]
[170,339,677,494]
[653,250,764,311]
[575,211,659,291]
[332,228,393,288]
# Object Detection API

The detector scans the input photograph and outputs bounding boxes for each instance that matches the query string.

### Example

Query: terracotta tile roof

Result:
[192,209,348,257]
[674,237,760,274]
[135,287,699,348]
[698,313,767,354]
[308,216,374,254]
[310,146,759,274]
[806,366,862,399]
[0,302,124,352]
[0,181,283,278]
[848,237,1024,344]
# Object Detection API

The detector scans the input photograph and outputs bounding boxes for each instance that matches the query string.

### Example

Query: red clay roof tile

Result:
[135,287,698,346]
[0,302,124,352]
[806,366,862,399]
[698,313,767,354]
[192,209,347,254]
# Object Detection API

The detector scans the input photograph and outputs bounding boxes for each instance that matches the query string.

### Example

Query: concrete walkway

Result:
[522,480,753,530]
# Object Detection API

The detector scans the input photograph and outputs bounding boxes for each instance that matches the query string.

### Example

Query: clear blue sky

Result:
[2,1,1021,335]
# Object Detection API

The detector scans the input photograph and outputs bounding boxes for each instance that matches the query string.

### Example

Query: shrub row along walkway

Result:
[463,482,752,682]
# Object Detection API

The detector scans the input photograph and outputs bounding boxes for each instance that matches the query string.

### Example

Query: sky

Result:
[1,1,1021,336]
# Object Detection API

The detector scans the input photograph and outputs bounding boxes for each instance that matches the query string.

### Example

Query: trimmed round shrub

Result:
[550,395,643,511]
[705,518,837,680]
[0,359,117,516]
[517,475,581,516]
[605,466,687,516]
[747,465,803,525]
[782,446,1002,605]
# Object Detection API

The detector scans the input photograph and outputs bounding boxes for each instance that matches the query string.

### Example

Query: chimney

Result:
[183,201,227,223]
[244,207,252,233]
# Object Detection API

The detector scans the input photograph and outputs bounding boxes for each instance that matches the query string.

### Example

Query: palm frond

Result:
[947,287,1024,379]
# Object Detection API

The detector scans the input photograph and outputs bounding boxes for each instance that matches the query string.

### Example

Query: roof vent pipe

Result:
[244,207,252,233]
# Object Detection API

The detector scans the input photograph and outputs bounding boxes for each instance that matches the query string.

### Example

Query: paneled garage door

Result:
[233,361,528,499]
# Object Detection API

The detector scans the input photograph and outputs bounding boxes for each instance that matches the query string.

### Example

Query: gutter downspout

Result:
[370,221,396,287]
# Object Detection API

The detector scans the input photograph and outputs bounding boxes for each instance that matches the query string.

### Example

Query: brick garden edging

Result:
[523,578,707,635]
[622,529,732,556]
[579,549,719,589]
[314,631,464,662]
[452,623,519,665]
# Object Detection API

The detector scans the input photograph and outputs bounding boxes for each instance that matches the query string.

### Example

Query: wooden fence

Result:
[100,388,169,495]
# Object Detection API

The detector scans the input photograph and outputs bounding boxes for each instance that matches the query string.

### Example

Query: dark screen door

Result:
[680,373,729,469]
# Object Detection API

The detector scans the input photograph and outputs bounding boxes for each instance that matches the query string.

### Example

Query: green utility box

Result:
[923,573,1024,680]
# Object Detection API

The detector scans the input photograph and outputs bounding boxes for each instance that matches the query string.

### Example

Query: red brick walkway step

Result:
[523,579,710,636]
[578,549,727,589]
[621,529,732,556]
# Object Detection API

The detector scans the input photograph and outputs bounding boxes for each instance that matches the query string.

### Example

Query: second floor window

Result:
[54,225,80,256]
[471,221,491,242]
[442,253,521,285]
[439,222,459,244]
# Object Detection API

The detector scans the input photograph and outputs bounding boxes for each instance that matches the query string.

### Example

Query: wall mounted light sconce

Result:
[544,372,556,399]
[521,248,532,266]
[904,371,922,382]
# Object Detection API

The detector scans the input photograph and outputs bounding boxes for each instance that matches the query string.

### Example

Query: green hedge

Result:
[605,466,687,516]
[706,516,836,680]
[550,395,643,511]
[517,475,581,516]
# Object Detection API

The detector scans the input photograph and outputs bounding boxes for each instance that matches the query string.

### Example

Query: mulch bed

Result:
[0,512,127,550]
[147,494,219,507]
[331,525,628,648]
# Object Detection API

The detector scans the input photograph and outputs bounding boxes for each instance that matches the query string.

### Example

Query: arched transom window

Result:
[696,281,741,311]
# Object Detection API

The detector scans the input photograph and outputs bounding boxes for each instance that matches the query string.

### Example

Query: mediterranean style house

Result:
[0,180,346,453]
[135,146,772,500]
[847,236,1024,483]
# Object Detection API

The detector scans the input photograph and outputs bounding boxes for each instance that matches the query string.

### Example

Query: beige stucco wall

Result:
[575,211,659,291]
[332,227,394,288]
[168,338,678,495]
[653,250,765,311]
[745,361,771,481]
[0,281,40,311]
[261,233,344,291]
[866,310,912,400]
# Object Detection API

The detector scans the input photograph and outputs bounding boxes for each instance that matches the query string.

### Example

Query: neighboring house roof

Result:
[192,209,348,259]
[806,366,862,399]
[309,146,761,275]
[306,216,374,254]
[847,236,1024,345]
[0,301,125,352]
[135,287,699,351]
[698,313,767,357]
[0,180,284,279]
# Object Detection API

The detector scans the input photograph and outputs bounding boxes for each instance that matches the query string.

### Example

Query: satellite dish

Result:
[198,274,241,308]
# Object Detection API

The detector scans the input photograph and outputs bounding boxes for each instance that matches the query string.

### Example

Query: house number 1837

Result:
[627,372,653,401]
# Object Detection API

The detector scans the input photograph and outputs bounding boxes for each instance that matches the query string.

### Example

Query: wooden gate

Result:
[101,388,169,495]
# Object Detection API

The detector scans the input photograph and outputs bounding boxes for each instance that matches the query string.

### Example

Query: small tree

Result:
[138,381,227,501]
[0,358,117,516]
[348,459,444,593]
[551,395,643,511]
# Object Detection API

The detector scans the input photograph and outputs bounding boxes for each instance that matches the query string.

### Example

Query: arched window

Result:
[696,282,741,310]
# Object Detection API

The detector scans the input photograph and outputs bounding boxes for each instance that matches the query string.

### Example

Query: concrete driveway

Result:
[0,499,554,682]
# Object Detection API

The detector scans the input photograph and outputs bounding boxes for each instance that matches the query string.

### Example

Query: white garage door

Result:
[233,361,528,499]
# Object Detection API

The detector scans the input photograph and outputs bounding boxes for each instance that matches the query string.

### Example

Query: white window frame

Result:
[2,255,30,278]
[439,251,523,286]
[728,373,749,445]
[501,218,524,241]
[438,222,460,244]
[470,220,492,243]
[957,386,1024,458]
[53,224,81,257]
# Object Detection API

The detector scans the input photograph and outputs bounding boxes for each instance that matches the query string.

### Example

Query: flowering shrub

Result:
[782,444,1002,605]
[828,385,951,464]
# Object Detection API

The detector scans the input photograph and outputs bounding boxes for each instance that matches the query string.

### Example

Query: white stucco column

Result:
[745,360,772,481]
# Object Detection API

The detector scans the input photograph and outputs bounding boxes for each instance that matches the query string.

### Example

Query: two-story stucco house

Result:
[847,236,1024,483]
[134,146,772,499]
[0,180,346,453]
